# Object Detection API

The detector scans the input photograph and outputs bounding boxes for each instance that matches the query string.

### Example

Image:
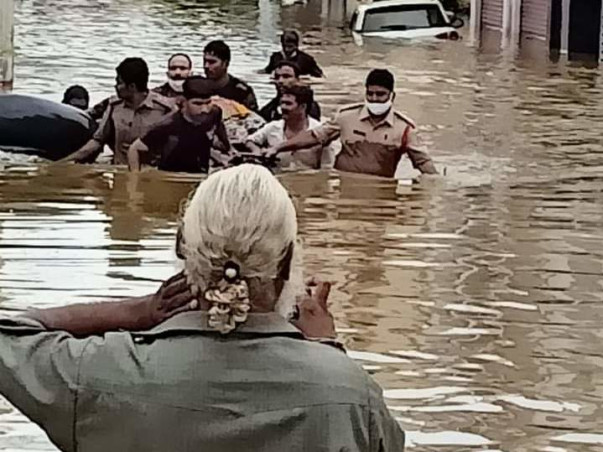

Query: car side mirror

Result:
[445,10,455,20]
[450,16,464,28]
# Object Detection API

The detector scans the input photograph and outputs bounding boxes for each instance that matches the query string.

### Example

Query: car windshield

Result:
[362,4,447,32]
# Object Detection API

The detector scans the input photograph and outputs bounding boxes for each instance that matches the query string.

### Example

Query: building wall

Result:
[520,0,550,41]
[472,0,603,59]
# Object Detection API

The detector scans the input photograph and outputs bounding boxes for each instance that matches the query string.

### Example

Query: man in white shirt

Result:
[246,84,335,171]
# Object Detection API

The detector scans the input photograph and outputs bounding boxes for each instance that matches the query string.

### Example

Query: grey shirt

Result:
[0,311,404,452]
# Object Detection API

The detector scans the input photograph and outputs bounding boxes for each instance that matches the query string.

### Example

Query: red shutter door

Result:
[521,0,551,41]
[482,0,504,30]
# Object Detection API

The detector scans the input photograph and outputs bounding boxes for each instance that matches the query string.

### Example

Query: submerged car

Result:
[350,0,464,41]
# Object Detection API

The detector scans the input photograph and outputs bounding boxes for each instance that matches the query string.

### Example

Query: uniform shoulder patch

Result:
[394,111,416,128]
[151,94,176,111]
[107,96,123,107]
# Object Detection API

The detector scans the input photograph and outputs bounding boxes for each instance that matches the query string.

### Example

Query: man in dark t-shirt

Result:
[127,77,230,173]
[262,30,324,78]
[260,61,321,123]
[203,40,258,111]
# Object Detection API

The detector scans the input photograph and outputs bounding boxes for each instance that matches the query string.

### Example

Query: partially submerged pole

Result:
[469,0,481,44]
[0,0,15,89]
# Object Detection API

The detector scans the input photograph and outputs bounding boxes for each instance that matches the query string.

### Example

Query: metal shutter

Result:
[521,0,551,41]
[482,0,504,30]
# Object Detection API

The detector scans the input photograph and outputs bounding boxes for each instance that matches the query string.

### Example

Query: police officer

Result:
[272,69,438,178]
[203,40,258,111]
[63,58,174,165]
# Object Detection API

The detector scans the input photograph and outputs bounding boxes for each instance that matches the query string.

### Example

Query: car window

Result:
[362,4,447,32]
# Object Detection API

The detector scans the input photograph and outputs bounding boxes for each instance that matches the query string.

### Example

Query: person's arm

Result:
[261,53,278,74]
[87,97,110,121]
[403,127,438,175]
[60,102,114,163]
[245,121,272,155]
[0,317,84,451]
[368,381,406,451]
[320,141,338,169]
[308,55,325,78]
[23,272,195,337]
[127,138,149,172]
[274,117,340,155]
[59,138,103,163]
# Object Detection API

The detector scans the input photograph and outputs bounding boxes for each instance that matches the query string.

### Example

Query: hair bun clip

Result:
[223,261,240,283]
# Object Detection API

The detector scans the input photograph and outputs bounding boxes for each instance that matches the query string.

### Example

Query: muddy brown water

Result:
[1,0,603,450]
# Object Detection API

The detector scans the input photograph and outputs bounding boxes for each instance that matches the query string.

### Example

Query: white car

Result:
[350,0,464,41]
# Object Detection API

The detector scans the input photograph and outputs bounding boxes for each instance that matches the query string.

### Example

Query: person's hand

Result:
[291,278,336,339]
[262,147,279,159]
[145,271,198,325]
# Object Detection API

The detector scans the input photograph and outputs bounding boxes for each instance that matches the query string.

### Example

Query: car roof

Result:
[357,0,443,11]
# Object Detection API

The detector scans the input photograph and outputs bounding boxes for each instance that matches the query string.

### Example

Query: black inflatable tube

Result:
[0,94,95,160]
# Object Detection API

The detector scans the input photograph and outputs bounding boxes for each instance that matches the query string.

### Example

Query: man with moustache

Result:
[152,53,193,100]
[259,60,321,122]
[247,84,333,170]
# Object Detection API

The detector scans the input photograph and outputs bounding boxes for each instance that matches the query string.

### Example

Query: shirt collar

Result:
[138,91,156,110]
[359,105,395,128]
[134,310,304,338]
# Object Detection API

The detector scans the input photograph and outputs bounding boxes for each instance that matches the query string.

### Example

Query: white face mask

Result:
[168,78,185,93]
[365,99,393,116]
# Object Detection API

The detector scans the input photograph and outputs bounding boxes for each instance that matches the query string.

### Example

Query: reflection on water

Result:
[3,0,603,450]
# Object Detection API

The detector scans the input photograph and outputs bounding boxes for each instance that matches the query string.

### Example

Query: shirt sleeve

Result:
[88,97,110,122]
[308,55,324,78]
[264,53,279,73]
[311,115,341,147]
[368,379,405,451]
[0,316,89,452]
[403,126,437,174]
[321,139,341,169]
[247,122,273,147]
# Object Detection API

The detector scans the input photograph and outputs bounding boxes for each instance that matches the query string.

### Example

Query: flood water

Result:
[2,0,603,450]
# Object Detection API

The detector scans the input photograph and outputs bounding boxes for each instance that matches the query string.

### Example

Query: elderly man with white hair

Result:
[0,164,405,451]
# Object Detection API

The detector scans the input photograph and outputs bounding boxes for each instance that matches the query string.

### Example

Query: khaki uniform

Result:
[0,311,405,452]
[93,91,174,165]
[312,103,436,178]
